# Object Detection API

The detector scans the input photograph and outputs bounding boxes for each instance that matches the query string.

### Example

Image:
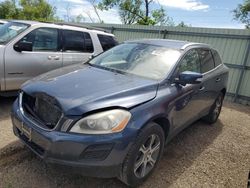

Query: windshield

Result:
[0,22,29,44]
[89,43,181,80]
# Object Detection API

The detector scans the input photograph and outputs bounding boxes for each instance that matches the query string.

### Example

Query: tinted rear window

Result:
[63,30,94,53]
[98,34,118,51]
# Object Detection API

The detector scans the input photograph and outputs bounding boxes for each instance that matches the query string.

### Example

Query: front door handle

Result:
[48,56,60,60]
[199,86,205,91]
[216,78,221,82]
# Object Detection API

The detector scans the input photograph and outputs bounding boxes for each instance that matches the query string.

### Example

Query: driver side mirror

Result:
[14,41,33,52]
[174,71,203,86]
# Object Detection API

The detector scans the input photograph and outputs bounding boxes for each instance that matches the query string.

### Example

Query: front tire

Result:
[203,92,224,124]
[119,123,165,187]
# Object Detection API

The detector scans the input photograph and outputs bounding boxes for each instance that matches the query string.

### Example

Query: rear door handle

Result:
[8,72,24,75]
[199,86,205,91]
[53,56,60,60]
[216,78,221,82]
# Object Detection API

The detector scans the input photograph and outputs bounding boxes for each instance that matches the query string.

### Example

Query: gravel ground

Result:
[0,96,250,188]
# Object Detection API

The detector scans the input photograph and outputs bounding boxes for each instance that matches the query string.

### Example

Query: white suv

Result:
[0,20,118,93]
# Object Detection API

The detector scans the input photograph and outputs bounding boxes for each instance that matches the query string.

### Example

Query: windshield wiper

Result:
[88,64,127,75]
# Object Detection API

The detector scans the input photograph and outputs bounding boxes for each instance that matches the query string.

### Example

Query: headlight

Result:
[70,109,131,134]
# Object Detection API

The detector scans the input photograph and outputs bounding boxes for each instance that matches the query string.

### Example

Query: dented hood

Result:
[22,64,158,115]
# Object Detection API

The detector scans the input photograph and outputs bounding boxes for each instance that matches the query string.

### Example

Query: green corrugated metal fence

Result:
[86,23,250,104]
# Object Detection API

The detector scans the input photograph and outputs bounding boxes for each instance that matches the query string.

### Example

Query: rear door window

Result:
[97,34,118,51]
[199,49,215,73]
[62,30,94,53]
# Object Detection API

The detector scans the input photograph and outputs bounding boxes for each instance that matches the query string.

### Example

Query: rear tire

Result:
[119,122,165,187]
[203,92,224,124]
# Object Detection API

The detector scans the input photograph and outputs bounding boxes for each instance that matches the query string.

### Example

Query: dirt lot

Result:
[0,97,250,188]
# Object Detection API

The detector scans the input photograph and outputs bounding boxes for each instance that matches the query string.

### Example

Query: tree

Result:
[75,14,85,23]
[151,7,174,26]
[0,0,19,19]
[0,0,58,21]
[118,0,142,24]
[19,0,57,21]
[64,0,102,23]
[233,0,250,28]
[68,14,86,23]
[177,21,190,27]
[98,0,173,25]
[64,3,71,22]
[88,0,102,23]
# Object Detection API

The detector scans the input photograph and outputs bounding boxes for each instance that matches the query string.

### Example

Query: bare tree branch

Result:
[88,0,102,23]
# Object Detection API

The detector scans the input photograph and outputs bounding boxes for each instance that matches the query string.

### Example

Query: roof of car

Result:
[10,20,39,25]
[126,39,210,50]
[0,19,8,23]
[9,20,112,35]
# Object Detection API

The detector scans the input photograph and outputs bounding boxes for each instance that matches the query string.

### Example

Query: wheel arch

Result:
[221,88,226,97]
[152,116,170,141]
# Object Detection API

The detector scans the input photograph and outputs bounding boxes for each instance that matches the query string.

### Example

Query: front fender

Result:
[128,97,172,142]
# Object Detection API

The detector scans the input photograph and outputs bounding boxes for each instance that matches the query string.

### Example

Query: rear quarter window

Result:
[98,34,118,51]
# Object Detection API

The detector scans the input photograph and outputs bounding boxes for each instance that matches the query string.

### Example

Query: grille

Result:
[21,92,62,130]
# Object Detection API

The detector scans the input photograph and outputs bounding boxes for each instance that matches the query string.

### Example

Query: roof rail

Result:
[181,42,210,50]
[40,21,109,33]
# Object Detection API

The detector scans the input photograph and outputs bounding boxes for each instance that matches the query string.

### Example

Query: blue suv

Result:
[12,39,229,186]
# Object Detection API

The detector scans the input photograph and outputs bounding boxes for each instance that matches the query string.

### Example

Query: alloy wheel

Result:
[133,134,161,178]
[213,95,223,119]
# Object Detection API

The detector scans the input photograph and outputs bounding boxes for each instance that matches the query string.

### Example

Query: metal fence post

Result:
[111,26,115,34]
[162,29,168,39]
[234,39,250,102]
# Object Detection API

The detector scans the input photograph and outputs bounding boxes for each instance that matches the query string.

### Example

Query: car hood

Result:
[22,64,159,115]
